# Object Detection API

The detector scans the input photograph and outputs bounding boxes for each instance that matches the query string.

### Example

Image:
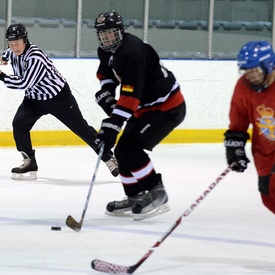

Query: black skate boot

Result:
[11,151,38,181]
[105,197,133,216]
[105,157,119,177]
[105,192,145,216]
[131,174,170,220]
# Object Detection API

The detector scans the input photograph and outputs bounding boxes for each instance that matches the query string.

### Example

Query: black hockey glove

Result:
[95,90,117,116]
[224,130,250,172]
[95,117,123,154]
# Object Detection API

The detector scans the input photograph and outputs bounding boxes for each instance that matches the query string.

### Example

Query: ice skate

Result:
[105,192,146,217]
[131,175,170,221]
[11,151,38,181]
[105,197,133,216]
[105,157,119,177]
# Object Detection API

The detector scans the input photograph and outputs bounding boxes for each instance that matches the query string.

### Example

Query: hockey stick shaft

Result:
[66,143,105,231]
[79,143,105,222]
[91,164,234,274]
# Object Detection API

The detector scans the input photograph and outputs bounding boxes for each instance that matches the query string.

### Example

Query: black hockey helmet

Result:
[94,11,124,52]
[6,23,28,42]
[94,10,124,32]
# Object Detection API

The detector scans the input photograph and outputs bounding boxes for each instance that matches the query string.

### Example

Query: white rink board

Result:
[0,59,238,131]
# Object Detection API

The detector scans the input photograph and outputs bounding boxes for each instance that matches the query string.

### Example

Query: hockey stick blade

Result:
[91,164,235,274]
[91,259,136,274]
[66,143,105,232]
[66,215,82,232]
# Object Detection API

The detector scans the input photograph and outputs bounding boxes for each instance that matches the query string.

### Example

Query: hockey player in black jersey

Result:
[94,11,186,220]
[0,23,119,180]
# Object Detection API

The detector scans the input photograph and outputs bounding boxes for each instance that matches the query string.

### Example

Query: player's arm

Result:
[95,52,120,116]
[0,57,47,89]
[95,87,117,116]
[224,79,250,172]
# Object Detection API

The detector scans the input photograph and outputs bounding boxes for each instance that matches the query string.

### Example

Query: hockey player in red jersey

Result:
[224,40,275,215]
[93,11,186,220]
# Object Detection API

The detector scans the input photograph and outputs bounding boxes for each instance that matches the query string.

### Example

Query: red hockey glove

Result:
[224,130,250,172]
[95,117,123,154]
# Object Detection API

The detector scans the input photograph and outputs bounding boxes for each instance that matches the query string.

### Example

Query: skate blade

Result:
[133,203,170,221]
[11,171,37,181]
[105,210,133,217]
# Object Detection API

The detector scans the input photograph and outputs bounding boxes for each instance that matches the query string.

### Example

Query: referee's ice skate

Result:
[106,174,170,220]
[11,151,38,181]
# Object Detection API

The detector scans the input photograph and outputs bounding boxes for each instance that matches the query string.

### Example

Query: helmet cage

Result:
[94,11,124,52]
[96,28,123,52]
[237,41,275,75]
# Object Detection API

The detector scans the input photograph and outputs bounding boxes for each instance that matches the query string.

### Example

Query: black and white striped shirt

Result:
[1,43,66,100]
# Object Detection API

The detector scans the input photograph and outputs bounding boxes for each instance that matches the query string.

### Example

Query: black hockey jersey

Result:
[96,33,184,120]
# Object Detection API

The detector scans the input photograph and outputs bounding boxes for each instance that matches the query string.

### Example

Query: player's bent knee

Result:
[115,136,139,157]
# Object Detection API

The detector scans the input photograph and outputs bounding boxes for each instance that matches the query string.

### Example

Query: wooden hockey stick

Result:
[66,143,105,232]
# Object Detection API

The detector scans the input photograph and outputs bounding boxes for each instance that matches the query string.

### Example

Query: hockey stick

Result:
[91,164,235,274]
[66,143,105,232]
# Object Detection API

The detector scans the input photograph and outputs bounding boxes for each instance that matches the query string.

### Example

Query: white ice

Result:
[0,143,274,274]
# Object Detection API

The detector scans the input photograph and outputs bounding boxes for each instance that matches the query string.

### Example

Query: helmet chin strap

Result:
[250,83,267,93]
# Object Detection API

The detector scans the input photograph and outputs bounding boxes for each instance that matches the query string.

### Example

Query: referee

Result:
[0,23,119,180]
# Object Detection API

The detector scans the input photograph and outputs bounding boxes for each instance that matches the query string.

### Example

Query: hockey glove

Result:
[95,90,117,116]
[95,117,123,154]
[224,130,250,172]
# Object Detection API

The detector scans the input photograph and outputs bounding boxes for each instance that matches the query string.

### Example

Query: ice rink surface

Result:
[0,143,274,275]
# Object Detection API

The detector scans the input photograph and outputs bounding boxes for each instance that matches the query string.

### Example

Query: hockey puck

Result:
[51,226,61,231]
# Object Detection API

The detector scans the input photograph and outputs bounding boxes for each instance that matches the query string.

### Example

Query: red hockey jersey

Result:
[229,75,275,175]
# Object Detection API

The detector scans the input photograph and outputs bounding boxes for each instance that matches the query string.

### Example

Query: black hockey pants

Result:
[12,83,112,161]
[114,101,186,196]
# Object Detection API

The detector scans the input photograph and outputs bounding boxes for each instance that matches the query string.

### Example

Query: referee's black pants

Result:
[12,83,112,162]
